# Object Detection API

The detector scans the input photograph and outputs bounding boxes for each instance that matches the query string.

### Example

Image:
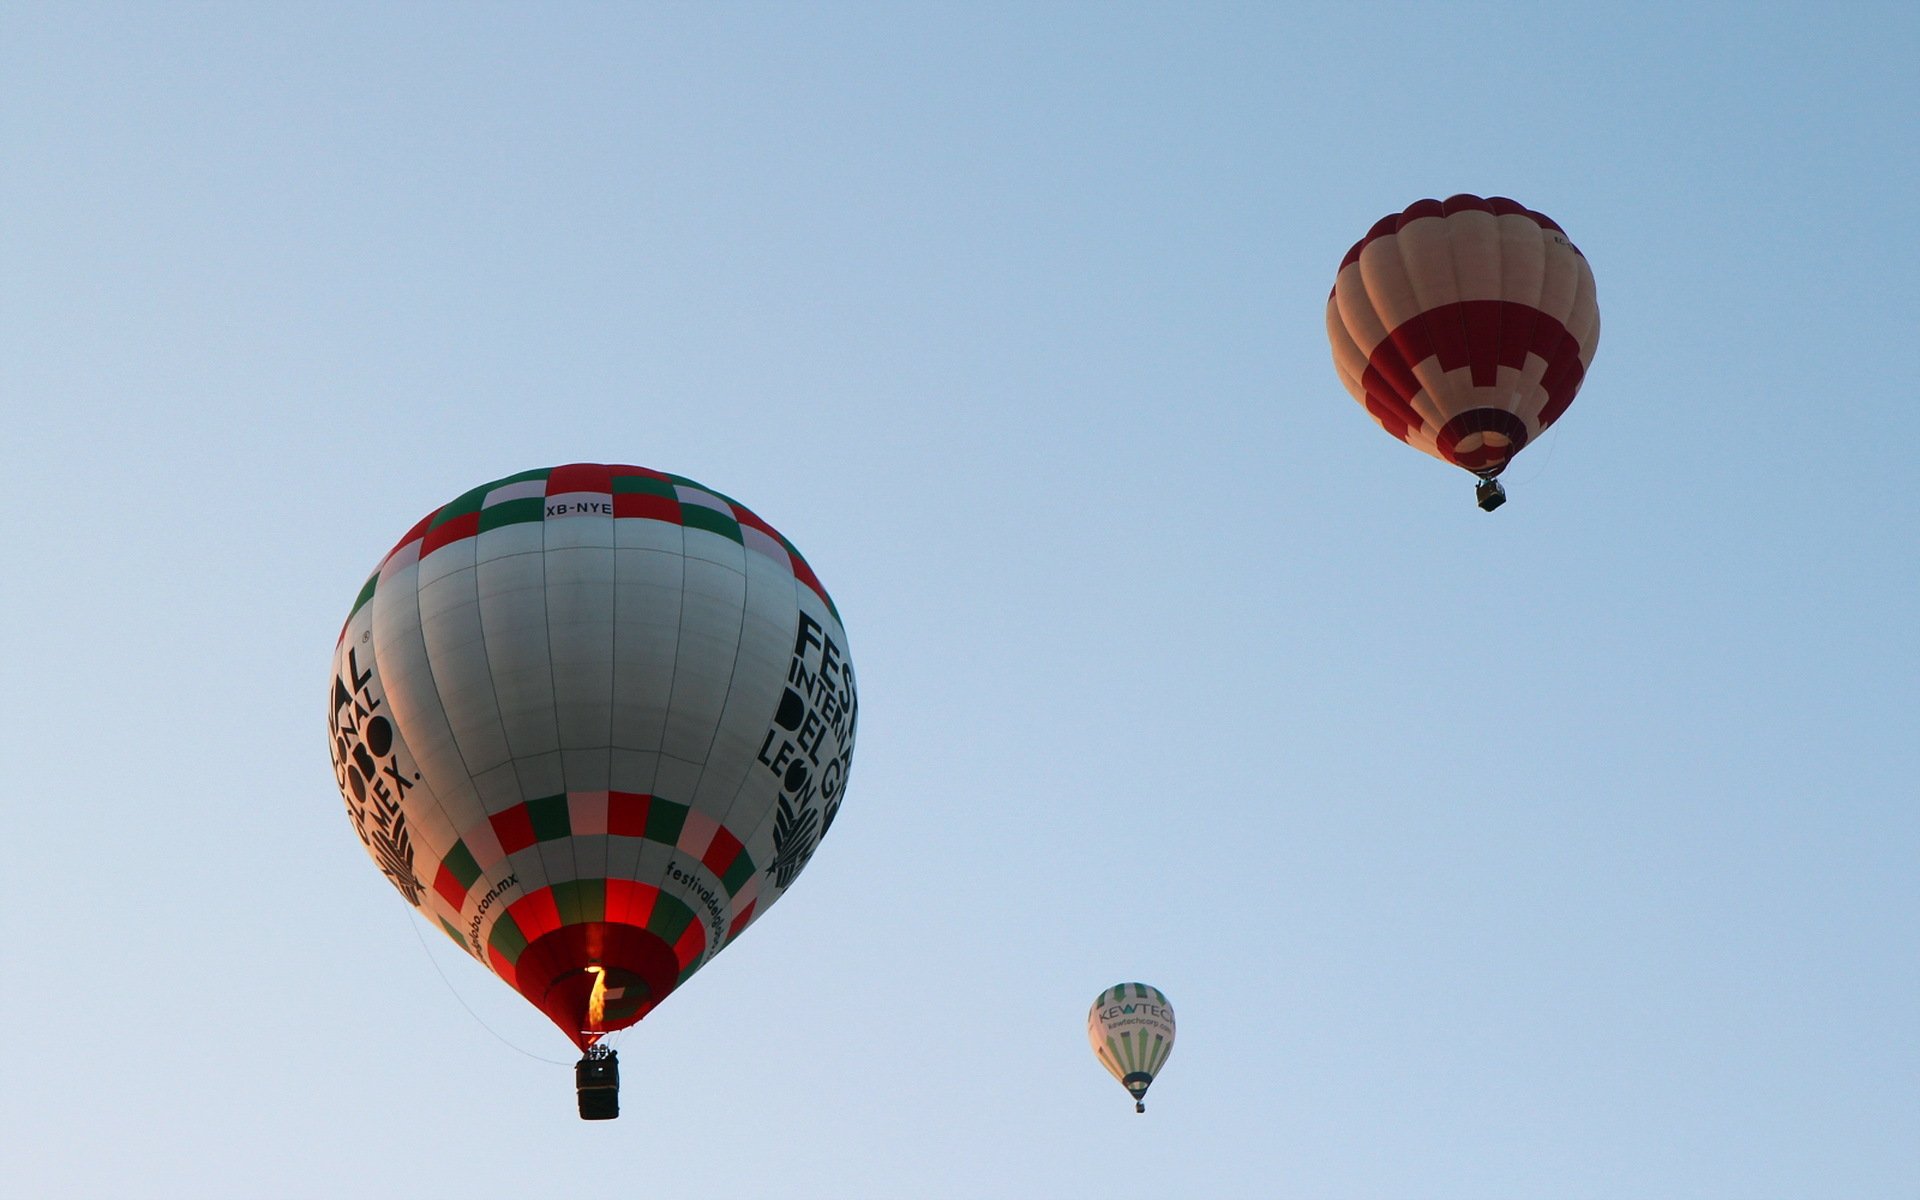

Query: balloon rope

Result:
[402,908,573,1065]
[1510,423,1560,488]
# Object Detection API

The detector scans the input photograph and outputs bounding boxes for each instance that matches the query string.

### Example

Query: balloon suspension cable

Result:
[401,908,572,1066]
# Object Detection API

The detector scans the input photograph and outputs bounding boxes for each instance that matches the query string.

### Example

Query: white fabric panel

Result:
[660,547,747,767]
[544,542,616,759]
[1446,208,1502,301]
[368,559,483,826]
[475,547,560,761]
[417,557,514,778]
[697,556,797,817]
[1537,230,1582,326]
[610,547,684,760]
[1395,212,1462,310]
[1332,263,1390,355]
[1498,212,1548,313]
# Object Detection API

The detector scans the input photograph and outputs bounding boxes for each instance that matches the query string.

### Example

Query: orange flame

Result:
[586,966,608,1028]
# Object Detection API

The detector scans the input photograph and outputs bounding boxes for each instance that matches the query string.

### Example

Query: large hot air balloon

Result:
[327,463,856,1118]
[1088,983,1175,1113]
[1326,194,1600,510]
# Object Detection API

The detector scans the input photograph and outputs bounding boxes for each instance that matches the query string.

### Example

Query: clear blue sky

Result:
[4,4,1915,1197]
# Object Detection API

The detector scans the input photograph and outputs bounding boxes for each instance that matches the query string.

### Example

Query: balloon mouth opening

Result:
[507,921,688,1050]
[1122,1071,1154,1100]
[1437,408,1529,477]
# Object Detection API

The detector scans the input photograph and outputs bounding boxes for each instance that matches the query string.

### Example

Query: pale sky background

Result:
[4,3,1916,1197]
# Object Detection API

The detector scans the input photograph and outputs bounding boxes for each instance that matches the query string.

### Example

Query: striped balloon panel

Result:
[1327,194,1600,478]
[328,464,855,1048]
[1087,983,1177,1087]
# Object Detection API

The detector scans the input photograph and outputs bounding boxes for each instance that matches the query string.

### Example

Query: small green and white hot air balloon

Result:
[1087,983,1174,1113]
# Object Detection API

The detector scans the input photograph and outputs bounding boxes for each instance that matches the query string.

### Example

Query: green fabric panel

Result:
[1120,1030,1137,1071]
[430,483,492,526]
[720,852,756,897]
[438,917,469,950]
[680,505,744,543]
[479,496,545,531]
[490,467,551,487]
[645,797,687,844]
[551,878,606,926]
[646,894,695,944]
[488,912,529,964]
[442,840,483,889]
[348,572,378,620]
[526,794,571,842]
[611,474,678,497]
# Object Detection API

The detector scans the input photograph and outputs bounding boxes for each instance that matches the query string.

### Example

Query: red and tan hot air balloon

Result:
[1326,194,1600,510]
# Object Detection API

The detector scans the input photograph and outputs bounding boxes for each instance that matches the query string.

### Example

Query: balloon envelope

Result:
[328,463,856,1049]
[1326,194,1600,482]
[1088,983,1175,1110]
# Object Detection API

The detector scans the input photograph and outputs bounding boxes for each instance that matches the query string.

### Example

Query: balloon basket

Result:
[576,1045,620,1120]
[1475,478,1507,512]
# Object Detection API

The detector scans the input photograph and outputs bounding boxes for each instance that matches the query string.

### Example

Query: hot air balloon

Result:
[1088,983,1175,1113]
[1326,194,1600,510]
[327,463,857,1118]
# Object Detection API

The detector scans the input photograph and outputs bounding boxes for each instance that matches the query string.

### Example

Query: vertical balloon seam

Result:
[1389,210,1447,440]
[473,532,559,904]
[708,565,805,938]
[1487,209,1516,434]
[1502,212,1547,446]
[1366,233,1444,451]
[408,534,517,957]
[535,502,587,923]
[1421,208,1483,446]
[676,522,755,979]
[380,528,476,928]
[615,522,688,913]
[361,533,480,953]
[668,487,763,974]
[374,540,465,944]
[1449,205,1524,442]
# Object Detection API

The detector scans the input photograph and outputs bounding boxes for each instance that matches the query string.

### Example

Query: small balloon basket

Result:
[576,1045,620,1120]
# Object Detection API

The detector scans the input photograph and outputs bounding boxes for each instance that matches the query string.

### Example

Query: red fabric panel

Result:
[701,826,744,877]
[506,888,563,943]
[490,804,537,855]
[606,791,652,838]
[726,900,757,943]
[545,462,613,495]
[419,511,479,558]
[672,921,706,970]
[432,862,470,909]
[613,492,681,522]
